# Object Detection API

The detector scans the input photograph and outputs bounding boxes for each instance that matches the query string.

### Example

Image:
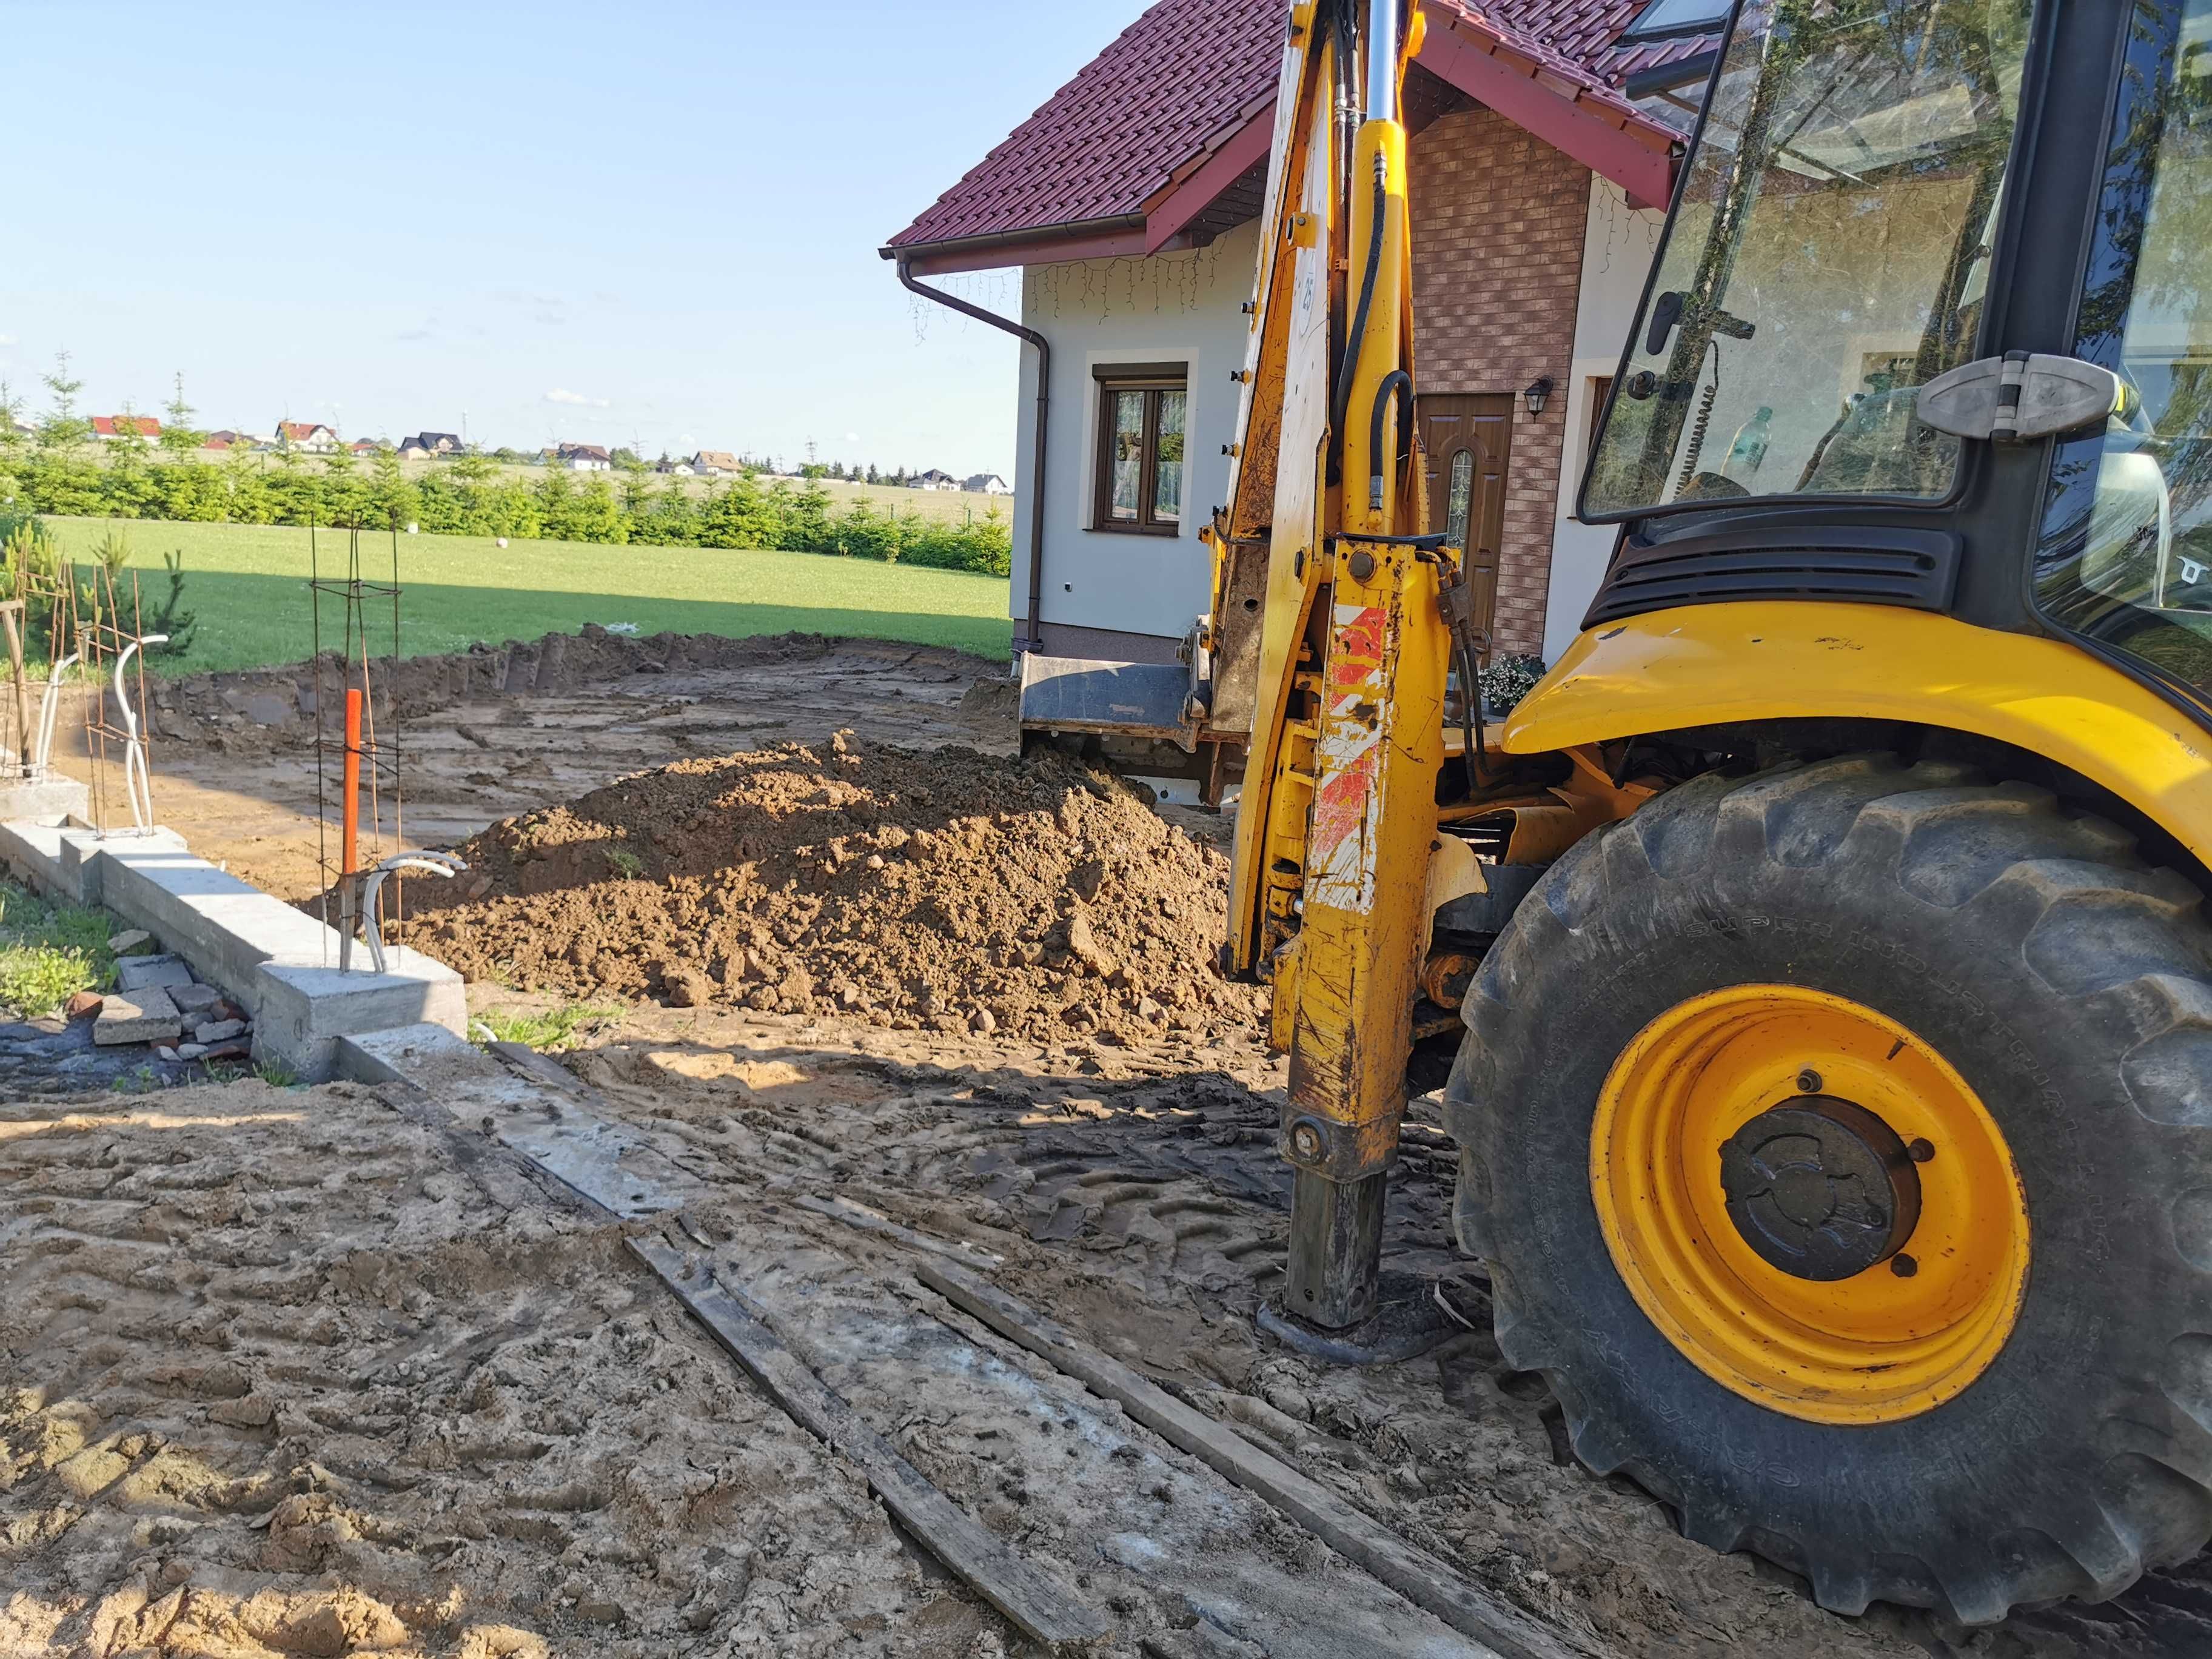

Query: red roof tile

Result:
[888,0,1718,257]
[1450,0,1719,85]
[887,0,1285,252]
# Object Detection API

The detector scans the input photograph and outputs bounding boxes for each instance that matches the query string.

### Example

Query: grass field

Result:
[42,517,1013,675]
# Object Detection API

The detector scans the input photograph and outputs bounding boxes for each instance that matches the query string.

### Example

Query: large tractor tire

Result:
[1446,754,2212,1623]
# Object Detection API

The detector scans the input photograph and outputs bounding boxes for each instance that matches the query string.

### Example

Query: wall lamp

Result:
[1523,376,1555,417]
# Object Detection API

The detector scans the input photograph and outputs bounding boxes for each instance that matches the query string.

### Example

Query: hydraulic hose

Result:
[1458,637,1485,777]
[1329,152,1390,473]
[1367,369,1412,512]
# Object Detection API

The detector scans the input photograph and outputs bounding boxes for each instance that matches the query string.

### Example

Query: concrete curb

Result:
[0,820,466,1081]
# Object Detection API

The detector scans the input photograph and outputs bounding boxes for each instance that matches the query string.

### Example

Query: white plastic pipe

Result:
[114,635,167,834]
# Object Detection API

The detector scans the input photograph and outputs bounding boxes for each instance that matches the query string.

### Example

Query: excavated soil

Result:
[406,738,1265,1048]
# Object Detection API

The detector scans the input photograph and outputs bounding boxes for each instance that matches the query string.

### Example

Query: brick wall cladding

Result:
[1410,107,1590,658]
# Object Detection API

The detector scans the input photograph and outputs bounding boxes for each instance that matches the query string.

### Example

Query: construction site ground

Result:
[7,631,2208,1657]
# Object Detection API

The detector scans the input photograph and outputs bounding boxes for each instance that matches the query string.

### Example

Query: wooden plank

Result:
[791,1192,1005,1269]
[370,1078,614,1223]
[630,1233,1109,1654]
[917,1262,1589,1659]
[488,1039,602,1096]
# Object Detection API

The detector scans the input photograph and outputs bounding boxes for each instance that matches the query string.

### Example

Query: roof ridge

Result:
[886,0,1712,259]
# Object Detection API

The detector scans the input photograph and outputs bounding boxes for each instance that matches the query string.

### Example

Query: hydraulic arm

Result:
[1209,0,1453,1333]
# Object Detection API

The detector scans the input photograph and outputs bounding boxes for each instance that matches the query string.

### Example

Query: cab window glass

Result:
[1584,0,2033,519]
[2035,0,2212,697]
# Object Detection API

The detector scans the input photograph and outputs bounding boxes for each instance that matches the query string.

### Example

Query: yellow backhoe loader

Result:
[1022,0,2212,1623]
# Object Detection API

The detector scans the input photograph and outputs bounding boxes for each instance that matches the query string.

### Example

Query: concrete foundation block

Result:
[58,827,189,907]
[0,775,89,827]
[0,821,75,903]
[93,836,466,1082]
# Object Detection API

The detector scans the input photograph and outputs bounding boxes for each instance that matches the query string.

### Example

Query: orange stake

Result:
[343,687,363,875]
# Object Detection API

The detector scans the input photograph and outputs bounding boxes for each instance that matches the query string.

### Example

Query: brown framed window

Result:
[1092,363,1187,534]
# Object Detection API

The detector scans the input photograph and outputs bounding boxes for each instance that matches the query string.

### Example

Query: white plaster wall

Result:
[1011,220,1259,646]
[1544,177,1667,660]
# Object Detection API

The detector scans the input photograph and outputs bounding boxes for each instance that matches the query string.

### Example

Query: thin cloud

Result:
[544,388,610,408]
[0,335,17,347]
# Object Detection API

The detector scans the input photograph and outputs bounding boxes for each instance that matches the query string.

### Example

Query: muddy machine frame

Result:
[1022,0,1539,1338]
[1213,0,1453,1337]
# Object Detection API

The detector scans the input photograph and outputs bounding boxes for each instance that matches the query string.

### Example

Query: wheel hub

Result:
[1718,1096,1920,1281]
[1588,984,2029,1424]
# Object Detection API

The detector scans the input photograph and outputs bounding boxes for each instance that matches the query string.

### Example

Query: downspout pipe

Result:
[896,258,1050,662]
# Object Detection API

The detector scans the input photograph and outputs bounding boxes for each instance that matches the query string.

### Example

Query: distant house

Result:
[416,432,461,454]
[277,421,338,453]
[349,437,382,455]
[202,429,247,451]
[556,442,612,472]
[90,414,161,443]
[962,472,1012,495]
[657,459,696,476]
[692,449,742,476]
[913,469,959,491]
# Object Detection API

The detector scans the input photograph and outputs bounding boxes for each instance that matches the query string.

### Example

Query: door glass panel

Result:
[2036,0,2212,698]
[1583,0,2034,519]
[1108,391,1145,521]
[1445,449,1474,552]
[1153,390,1186,523]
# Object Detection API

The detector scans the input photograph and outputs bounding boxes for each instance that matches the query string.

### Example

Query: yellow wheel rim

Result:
[1590,985,2029,1425]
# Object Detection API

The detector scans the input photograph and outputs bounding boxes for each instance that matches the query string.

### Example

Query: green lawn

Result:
[41,517,1013,675]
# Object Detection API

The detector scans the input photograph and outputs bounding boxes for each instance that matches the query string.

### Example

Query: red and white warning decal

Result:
[1307,600,1391,915]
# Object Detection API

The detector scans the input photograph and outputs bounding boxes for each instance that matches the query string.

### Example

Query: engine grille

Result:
[1583,526,1963,629]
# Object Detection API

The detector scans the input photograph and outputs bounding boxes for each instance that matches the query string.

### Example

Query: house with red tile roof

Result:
[276,420,339,453]
[90,414,161,443]
[885,0,1724,665]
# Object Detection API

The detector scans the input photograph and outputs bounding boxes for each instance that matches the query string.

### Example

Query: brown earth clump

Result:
[407,734,1266,1045]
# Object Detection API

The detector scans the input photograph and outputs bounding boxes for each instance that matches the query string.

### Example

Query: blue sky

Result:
[1,1,1150,474]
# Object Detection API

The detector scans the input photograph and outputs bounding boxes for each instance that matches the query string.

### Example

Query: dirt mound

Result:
[409,735,1265,1045]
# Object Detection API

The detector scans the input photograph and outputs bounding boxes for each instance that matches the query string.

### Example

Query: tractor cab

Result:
[1576,0,2212,722]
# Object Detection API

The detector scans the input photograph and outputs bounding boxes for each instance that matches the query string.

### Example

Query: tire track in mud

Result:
[565,1021,1915,1659]
[564,1009,2212,1659]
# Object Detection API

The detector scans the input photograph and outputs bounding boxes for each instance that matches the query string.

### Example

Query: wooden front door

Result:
[1416,394,1510,660]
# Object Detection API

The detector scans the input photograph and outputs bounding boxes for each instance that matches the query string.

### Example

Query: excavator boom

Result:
[1205,0,1462,1333]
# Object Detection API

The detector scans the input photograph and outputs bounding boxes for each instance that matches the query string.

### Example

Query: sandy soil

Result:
[9,628,2211,1655]
[0,1082,994,1657]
